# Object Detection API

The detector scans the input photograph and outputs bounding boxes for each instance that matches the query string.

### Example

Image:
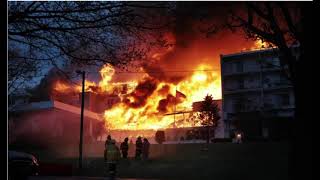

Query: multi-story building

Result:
[220,47,297,139]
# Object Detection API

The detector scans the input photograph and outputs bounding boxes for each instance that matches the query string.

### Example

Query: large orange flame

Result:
[98,64,115,92]
[53,62,221,131]
[252,38,275,50]
[103,63,221,131]
[54,80,72,92]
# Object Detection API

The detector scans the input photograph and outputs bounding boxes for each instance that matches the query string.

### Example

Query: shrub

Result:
[155,130,165,144]
[211,138,232,143]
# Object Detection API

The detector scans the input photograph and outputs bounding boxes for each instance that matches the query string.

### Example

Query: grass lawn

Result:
[34,142,289,180]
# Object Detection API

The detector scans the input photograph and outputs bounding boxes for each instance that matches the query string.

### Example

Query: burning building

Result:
[45,33,272,143]
[10,27,267,145]
[46,60,224,144]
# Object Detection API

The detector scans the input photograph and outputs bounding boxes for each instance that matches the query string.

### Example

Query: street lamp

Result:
[236,132,242,144]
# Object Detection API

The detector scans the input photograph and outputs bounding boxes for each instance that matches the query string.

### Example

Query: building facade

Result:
[8,100,105,146]
[220,47,297,139]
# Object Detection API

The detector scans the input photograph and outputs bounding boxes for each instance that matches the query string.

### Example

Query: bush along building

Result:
[220,47,298,140]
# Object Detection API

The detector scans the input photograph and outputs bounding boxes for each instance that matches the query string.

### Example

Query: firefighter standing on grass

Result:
[120,137,129,159]
[135,136,143,159]
[104,135,112,162]
[142,138,150,160]
[105,139,121,177]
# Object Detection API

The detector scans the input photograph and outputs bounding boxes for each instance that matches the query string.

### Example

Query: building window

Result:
[272,58,280,66]
[244,99,253,111]
[261,57,279,69]
[263,77,271,85]
[279,75,290,85]
[238,78,244,89]
[278,94,290,106]
[224,63,233,74]
[263,97,274,109]
[235,62,243,73]
[233,98,245,112]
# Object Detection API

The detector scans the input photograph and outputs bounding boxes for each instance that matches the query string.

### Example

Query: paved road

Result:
[28,176,158,180]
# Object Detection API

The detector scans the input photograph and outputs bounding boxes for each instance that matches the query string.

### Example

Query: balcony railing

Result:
[227,102,295,112]
[224,87,261,95]
[223,67,282,77]
[224,83,292,95]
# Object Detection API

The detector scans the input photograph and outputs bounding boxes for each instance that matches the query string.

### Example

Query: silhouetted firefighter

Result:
[120,137,129,159]
[142,138,150,160]
[105,139,120,178]
[135,136,143,159]
[104,135,112,162]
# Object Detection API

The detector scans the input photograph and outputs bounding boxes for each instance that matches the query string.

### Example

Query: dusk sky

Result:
[8,1,262,91]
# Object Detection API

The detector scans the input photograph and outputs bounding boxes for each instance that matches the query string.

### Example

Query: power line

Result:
[84,69,220,74]
[41,69,221,86]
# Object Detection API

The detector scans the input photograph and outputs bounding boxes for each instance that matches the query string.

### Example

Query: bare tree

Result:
[8,1,174,94]
[203,3,310,178]
[225,2,303,86]
[219,3,310,146]
[198,2,308,141]
[8,48,39,93]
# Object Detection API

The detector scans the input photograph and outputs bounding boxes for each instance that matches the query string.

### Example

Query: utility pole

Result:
[77,70,85,169]
[174,91,176,128]
[173,86,178,128]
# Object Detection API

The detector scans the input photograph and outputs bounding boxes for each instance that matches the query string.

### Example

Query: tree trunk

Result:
[206,125,210,144]
[289,44,312,180]
[288,4,312,178]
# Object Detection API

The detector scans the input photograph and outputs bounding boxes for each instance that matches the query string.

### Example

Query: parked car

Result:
[8,151,39,179]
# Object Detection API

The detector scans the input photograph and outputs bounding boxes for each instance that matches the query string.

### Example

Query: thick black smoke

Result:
[157,92,186,113]
[123,77,159,108]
